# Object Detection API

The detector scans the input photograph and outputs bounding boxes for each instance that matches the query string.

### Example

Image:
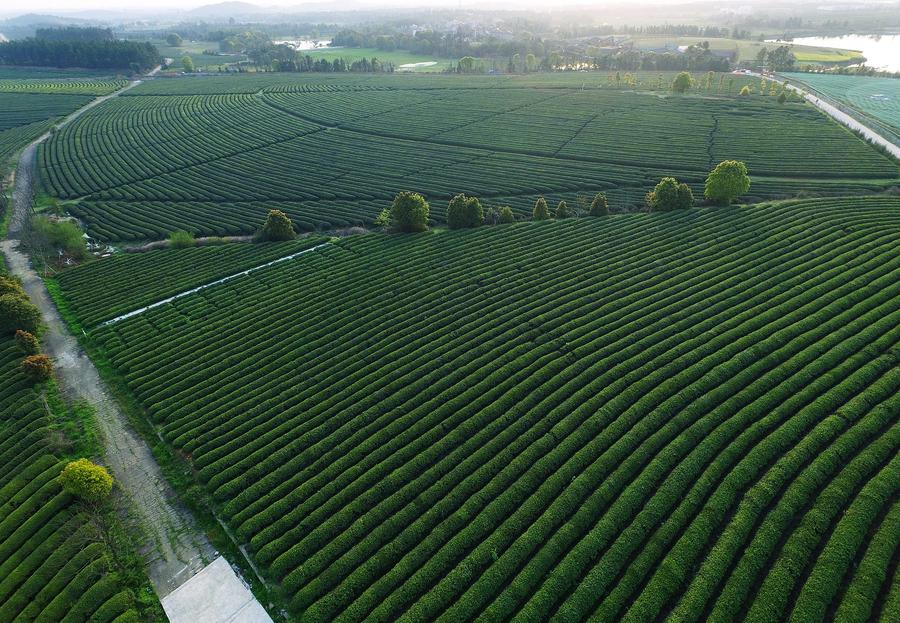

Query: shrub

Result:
[31,216,88,260]
[14,329,40,355]
[555,201,569,218]
[498,206,515,224]
[0,293,41,334]
[447,194,484,229]
[387,192,430,233]
[533,197,550,221]
[256,209,297,241]
[589,193,609,216]
[740,85,751,96]
[0,274,25,297]
[672,71,693,94]
[646,177,694,212]
[705,160,751,205]
[58,459,113,503]
[168,230,196,248]
[21,354,53,383]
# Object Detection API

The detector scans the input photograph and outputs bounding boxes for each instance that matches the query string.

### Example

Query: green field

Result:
[784,72,900,144]
[306,46,454,72]
[36,72,898,242]
[56,195,900,622]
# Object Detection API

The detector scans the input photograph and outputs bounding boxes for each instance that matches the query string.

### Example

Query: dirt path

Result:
[1,70,220,597]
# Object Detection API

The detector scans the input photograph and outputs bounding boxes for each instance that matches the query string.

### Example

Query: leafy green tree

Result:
[740,85,751,96]
[168,230,195,248]
[181,56,194,73]
[777,90,787,104]
[0,275,24,297]
[555,200,569,218]
[498,206,515,223]
[256,209,296,241]
[59,459,113,504]
[525,53,537,72]
[533,197,550,221]
[647,177,693,212]
[446,193,484,229]
[457,56,477,74]
[21,354,52,383]
[387,192,430,232]
[672,71,693,94]
[0,294,40,335]
[166,33,183,47]
[589,193,609,216]
[705,160,751,205]
[14,330,39,355]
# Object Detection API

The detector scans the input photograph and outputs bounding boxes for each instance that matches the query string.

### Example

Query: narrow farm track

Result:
[52,197,900,622]
[0,72,222,598]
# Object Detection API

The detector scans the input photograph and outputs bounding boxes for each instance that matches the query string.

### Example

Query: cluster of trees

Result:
[332,28,548,62]
[247,44,394,73]
[646,161,751,212]
[0,38,160,71]
[34,27,114,42]
[756,46,796,71]
[0,275,40,336]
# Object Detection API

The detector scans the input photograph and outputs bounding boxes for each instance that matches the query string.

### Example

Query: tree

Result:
[555,200,569,218]
[672,71,693,94]
[457,56,477,74]
[446,194,484,229]
[756,47,768,69]
[21,354,52,383]
[256,209,296,241]
[777,89,787,104]
[181,56,194,73]
[533,197,550,221]
[166,33,183,47]
[0,275,24,297]
[59,459,113,504]
[589,193,609,216]
[0,294,40,334]
[14,330,39,355]
[647,177,693,212]
[498,206,515,223]
[524,53,537,72]
[387,192,429,232]
[168,230,195,248]
[705,160,751,205]
[740,85,751,96]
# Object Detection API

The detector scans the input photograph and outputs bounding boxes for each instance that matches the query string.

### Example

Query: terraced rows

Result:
[62,196,900,621]
[38,73,898,242]
[0,330,140,621]
[0,93,93,132]
[0,79,127,95]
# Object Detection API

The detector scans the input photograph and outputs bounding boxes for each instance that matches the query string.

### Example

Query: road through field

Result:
[1,71,272,622]
[772,73,900,160]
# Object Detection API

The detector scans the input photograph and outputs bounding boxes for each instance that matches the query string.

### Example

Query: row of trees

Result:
[0,38,160,71]
[378,161,749,233]
[247,43,394,73]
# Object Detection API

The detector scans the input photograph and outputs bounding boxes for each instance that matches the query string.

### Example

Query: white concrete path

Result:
[161,557,273,623]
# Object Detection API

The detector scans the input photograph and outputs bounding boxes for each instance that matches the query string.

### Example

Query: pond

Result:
[769,34,900,72]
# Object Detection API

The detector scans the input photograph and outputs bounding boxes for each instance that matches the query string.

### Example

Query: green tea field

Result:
[37,72,899,241]
[56,196,900,622]
[784,72,900,144]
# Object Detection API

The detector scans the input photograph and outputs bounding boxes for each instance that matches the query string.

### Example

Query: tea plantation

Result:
[57,196,900,622]
[37,73,899,241]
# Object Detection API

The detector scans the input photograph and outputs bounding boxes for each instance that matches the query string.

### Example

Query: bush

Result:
[168,230,196,248]
[740,85,751,96]
[256,209,297,241]
[386,192,430,233]
[705,160,751,205]
[31,216,88,260]
[533,197,550,221]
[589,193,609,216]
[498,206,515,224]
[0,274,25,297]
[14,329,40,355]
[58,459,113,503]
[21,354,53,383]
[555,201,569,218]
[0,293,41,334]
[646,177,694,212]
[672,71,693,94]
[446,194,484,229]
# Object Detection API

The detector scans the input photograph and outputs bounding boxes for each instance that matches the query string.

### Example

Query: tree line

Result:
[0,38,160,71]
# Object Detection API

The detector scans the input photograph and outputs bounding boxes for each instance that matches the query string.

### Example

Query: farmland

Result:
[36,72,898,241]
[784,72,900,144]
[56,195,900,622]
[0,278,145,621]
